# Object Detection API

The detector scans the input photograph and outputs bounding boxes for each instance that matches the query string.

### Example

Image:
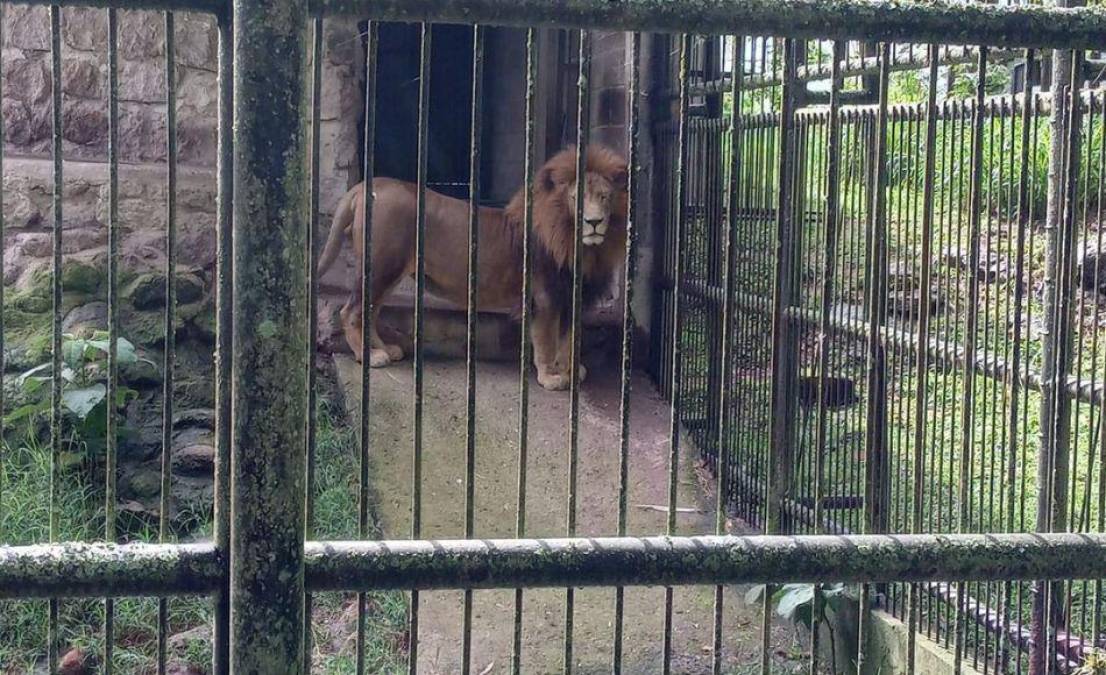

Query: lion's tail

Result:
[317,184,360,278]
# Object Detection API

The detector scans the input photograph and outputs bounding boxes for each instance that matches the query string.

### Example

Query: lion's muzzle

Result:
[582,218,607,246]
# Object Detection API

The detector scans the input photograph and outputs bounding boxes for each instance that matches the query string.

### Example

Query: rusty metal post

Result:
[1032,0,1083,665]
[230,1,309,672]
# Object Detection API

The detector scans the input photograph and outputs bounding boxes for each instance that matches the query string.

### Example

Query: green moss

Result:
[60,259,105,295]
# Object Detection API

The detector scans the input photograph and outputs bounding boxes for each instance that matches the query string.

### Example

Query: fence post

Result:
[1032,16,1083,670]
[767,39,800,537]
[230,1,309,672]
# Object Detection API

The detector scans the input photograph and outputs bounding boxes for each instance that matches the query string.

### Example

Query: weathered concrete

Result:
[334,354,797,673]
[863,610,983,675]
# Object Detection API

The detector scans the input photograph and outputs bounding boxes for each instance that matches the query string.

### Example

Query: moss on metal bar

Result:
[17,0,222,13]
[303,533,1106,592]
[230,0,309,672]
[314,0,1106,51]
[0,543,221,599]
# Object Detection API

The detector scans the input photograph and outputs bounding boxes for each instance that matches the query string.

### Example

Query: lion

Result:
[316,145,628,391]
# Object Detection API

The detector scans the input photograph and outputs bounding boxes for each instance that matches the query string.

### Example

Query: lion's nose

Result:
[584,218,603,226]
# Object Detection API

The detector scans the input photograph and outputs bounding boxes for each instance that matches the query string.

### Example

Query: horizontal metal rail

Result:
[15,0,224,14]
[315,0,1106,50]
[5,534,1106,599]
[692,46,1020,94]
[0,543,222,599]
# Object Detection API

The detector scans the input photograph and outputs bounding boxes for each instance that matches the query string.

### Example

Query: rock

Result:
[887,288,945,321]
[120,59,166,103]
[176,222,217,271]
[795,375,859,410]
[118,105,167,163]
[177,116,217,165]
[60,258,104,295]
[61,59,102,100]
[62,100,108,147]
[123,272,166,310]
[1079,248,1106,293]
[173,426,212,450]
[173,443,214,475]
[120,466,162,500]
[173,407,215,429]
[58,647,92,675]
[62,301,108,336]
[4,56,52,105]
[123,271,206,310]
[62,8,108,52]
[3,5,50,51]
[886,262,917,292]
[940,246,1007,282]
[2,98,35,146]
[119,10,163,60]
[119,349,162,387]
[175,14,216,70]
[167,624,210,652]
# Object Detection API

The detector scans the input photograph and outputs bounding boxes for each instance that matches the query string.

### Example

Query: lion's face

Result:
[565,171,621,247]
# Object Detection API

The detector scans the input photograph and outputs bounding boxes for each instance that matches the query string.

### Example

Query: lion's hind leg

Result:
[340,295,394,368]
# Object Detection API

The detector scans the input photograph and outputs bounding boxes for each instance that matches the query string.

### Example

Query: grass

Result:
[0,389,407,674]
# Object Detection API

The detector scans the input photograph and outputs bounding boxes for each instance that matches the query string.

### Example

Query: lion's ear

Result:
[610,165,629,192]
[538,166,557,192]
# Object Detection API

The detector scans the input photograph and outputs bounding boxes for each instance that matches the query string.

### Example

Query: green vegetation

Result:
[0,396,406,673]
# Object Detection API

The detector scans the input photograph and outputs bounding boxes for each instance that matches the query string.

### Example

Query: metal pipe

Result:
[314,0,1106,50]
[212,8,233,674]
[300,533,1106,592]
[0,543,223,599]
[18,0,223,11]
[230,0,309,669]
[5,533,1106,600]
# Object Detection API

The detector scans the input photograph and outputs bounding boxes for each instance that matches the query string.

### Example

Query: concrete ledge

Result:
[864,609,983,675]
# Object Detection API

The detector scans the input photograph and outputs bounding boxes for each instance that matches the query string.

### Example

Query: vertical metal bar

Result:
[564,28,590,675]
[229,0,308,668]
[663,32,691,675]
[48,6,62,670]
[357,20,378,675]
[613,29,641,675]
[303,15,323,673]
[1044,51,1083,675]
[858,41,891,674]
[0,2,4,542]
[461,23,484,675]
[104,8,119,673]
[955,46,989,674]
[409,22,432,675]
[158,12,177,674]
[907,43,941,675]
[712,33,742,675]
[512,26,537,675]
[1003,50,1035,675]
[212,6,232,673]
[764,37,798,675]
[810,40,843,675]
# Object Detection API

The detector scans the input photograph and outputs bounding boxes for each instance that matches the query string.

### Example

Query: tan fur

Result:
[318,145,628,391]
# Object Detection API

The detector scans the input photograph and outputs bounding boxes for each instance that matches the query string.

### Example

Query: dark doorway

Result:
[359,22,475,200]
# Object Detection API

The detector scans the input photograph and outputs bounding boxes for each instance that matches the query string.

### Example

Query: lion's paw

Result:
[368,349,393,368]
[384,344,404,361]
[537,371,571,391]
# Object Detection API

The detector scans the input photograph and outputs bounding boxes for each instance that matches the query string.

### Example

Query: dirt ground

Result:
[335,352,804,674]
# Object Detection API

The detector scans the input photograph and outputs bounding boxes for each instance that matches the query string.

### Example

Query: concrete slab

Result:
[333,351,796,674]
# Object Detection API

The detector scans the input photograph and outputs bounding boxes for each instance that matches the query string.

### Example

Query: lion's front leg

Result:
[532,310,571,391]
[553,323,587,385]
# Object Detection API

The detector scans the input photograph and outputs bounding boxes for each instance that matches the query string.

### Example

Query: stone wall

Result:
[0,7,363,525]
